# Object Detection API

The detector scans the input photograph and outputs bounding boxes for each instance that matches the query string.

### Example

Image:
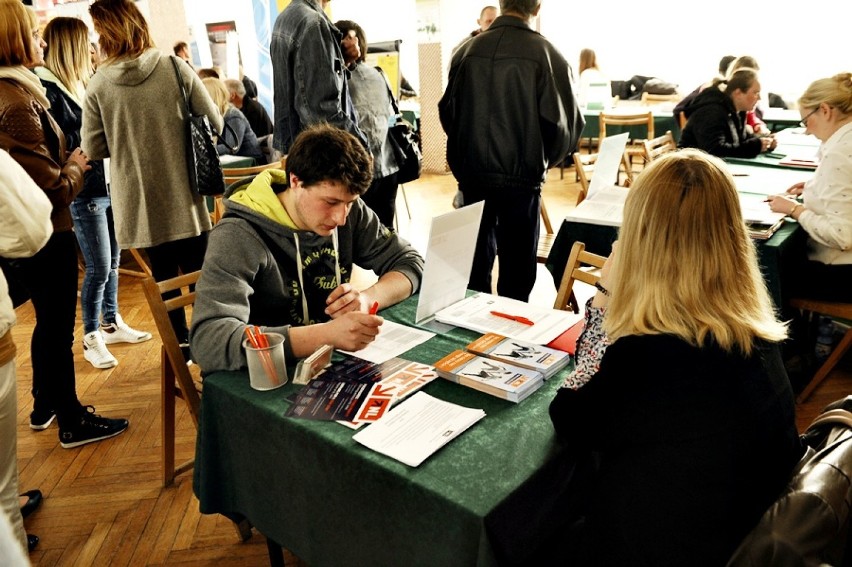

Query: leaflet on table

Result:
[563,185,628,227]
[339,319,435,364]
[283,355,438,425]
[352,391,486,467]
[434,350,544,403]
[465,333,570,379]
[738,193,787,226]
[434,292,582,344]
[725,164,814,196]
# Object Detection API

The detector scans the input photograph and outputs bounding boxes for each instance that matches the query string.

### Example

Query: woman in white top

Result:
[768,73,852,301]
[577,48,611,109]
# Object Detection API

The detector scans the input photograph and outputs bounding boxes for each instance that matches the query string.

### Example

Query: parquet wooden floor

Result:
[11,169,851,566]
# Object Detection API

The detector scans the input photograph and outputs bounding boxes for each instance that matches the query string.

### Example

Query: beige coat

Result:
[82,49,224,249]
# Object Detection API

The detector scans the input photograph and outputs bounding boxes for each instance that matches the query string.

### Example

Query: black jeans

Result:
[10,231,82,426]
[460,183,541,302]
[360,173,399,229]
[144,233,208,343]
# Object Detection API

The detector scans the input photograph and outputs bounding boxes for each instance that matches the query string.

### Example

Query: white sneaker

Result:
[83,331,118,369]
[101,314,152,345]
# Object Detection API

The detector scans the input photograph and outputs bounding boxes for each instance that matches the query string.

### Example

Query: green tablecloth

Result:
[193,296,577,566]
[724,144,816,170]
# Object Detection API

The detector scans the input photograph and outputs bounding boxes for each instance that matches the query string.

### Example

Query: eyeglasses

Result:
[799,107,819,128]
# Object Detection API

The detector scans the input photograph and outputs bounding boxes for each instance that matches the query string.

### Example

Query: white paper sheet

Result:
[352,391,486,467]
[340,320,435,364]
[563,184,629,227]
[724,164,814,196]
[434,292,582,345]
[587,133,629,199]
[415,202,484,323]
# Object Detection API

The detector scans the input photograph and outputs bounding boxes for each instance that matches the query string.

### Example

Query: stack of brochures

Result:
[434,350,544,403]
[465,333,570,379]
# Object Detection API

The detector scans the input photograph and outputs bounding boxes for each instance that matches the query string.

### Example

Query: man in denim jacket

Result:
[270,0,366,154]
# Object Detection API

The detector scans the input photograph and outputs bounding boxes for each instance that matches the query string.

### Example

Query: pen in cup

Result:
[245,326,279,386]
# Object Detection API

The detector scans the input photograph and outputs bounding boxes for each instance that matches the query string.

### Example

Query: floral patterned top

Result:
[560,297,608,390]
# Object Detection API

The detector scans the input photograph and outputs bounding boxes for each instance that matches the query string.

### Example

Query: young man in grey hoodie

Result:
[190,124,424,373]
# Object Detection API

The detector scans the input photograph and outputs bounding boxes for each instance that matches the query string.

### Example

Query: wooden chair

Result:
[791,298,852,404]
[141,271,203,487]
[642,130,677,163]
[641,92,682,105]
[554,241,608,313]
[572,151,633,205]
[678,111,688,130]
[537,198,555,263]
[216,157,287,223]
[599,111,654,169]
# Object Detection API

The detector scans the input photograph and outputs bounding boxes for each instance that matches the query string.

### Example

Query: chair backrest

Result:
[554,241,608,313]
[642,130,677,163]
[213,157,288,223]
[572,151,633,205]
[599,111,655,143]
[727,396,852,566]
[641,91,682,105]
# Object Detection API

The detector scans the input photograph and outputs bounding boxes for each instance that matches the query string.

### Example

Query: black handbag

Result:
[376,67,421,184]
[170,56,226,196]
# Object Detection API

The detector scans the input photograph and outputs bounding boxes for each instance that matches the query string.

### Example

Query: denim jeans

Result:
[70,196,120,334]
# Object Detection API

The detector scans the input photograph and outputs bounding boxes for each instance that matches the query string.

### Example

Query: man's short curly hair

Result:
[286,124,373,195]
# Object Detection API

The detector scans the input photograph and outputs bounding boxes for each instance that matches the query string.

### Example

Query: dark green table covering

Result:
[545,219,805,312]
[724,144,816,170]
[193,296,578,566]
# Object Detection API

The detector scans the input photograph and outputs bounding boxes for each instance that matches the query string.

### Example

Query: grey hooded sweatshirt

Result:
[189,176,424,374]
[82,49,223,249]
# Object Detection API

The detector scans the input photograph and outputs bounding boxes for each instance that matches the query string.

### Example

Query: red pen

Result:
[369,301,379,315]
[490,310,534,326]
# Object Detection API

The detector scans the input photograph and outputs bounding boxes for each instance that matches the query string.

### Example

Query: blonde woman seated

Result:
[577,48,611,109]
[549,150,802,565]
[202,77,264,163]
[767,72,852,302]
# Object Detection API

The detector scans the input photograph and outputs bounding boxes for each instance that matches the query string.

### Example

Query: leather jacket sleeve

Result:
[0,100,84,213]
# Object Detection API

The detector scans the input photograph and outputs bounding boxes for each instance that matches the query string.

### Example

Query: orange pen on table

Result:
[490,310,535,326]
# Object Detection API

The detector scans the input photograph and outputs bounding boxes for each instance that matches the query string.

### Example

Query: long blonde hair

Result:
[202,77,230,118]
[43,17,93,96]
[604,149,786,354]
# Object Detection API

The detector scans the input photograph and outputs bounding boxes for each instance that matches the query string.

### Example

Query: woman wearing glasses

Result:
[678,68,777,158]
[766,73,852,302]
[549,150,801,565]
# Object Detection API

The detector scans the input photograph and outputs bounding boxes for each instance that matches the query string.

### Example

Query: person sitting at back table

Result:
[678,68,776,158]
[767,72,852,302]
[202,77,264,163]
[224,78,273,139]
[576,48,611,109]
[549,150,803,566]
[190,124,424,372]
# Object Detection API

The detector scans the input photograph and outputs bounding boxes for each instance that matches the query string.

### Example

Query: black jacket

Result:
[439,15,583,189]
[41,80,108,200]
[550,334,802,566]
[678,86,763,158]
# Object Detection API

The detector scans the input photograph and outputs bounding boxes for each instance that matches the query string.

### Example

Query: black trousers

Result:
[460,183,540,302]
[10,231,82,426]
[360,173,399,229]
[144,233,208,343]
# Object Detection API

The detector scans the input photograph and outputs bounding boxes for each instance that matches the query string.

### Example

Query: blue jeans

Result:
[70,196,120,334]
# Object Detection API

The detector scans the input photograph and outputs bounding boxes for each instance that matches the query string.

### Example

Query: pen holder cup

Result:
[243,332,288,390]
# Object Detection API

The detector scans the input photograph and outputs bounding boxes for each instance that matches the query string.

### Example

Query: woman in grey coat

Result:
[83,0,223,349]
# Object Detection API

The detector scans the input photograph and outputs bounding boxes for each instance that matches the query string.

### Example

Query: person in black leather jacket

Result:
[439,0,584,301]
[679,67,777,158]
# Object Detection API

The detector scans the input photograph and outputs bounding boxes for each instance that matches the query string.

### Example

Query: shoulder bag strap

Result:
[374,66,400,115]
[169,56,192,115]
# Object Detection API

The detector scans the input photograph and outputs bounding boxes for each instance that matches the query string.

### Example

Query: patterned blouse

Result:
[560,297,608,390]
